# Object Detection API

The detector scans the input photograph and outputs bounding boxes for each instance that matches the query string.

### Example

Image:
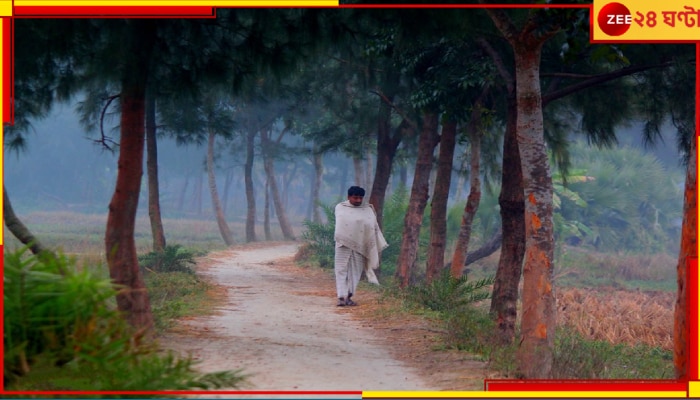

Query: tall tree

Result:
[426,119,457,282]
[207,129,236,246]
[244,130,258,242]
[145,89,166,253]
[482,6,562,378]
[104,19,157,330]
[395,112,439,288]
[450,95,486,279]
[674,137,696,379]
[260,126,296,240]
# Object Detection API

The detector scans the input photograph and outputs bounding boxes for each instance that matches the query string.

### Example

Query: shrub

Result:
[138,244,199,274]
[300,203,336,269]
[408,269,494,313]
[4,247,247,391]
[552,328,673,379]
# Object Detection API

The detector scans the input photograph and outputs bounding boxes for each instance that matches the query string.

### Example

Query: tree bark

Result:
[261,129,295,240]
[512,39,556,379]
[207,130,235,246]
[353,156,364,188]
[450,96,485,279]
[426,120,457,283]
[264,179,272,240]
[311,150,323,223]
[674,137,697,379]
[369,105,407,229]
[145,89,166,253]
[4,187,48,256]
[395,112,439,288]
[244,130,257,242]
[490,92,525,345]
[105,19,156,332]
[484,8,558,377]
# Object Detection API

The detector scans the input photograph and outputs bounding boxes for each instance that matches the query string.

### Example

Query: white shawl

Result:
[334,200,389,284]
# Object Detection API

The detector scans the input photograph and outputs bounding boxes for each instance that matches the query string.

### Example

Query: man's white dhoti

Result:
[334,244,364,298]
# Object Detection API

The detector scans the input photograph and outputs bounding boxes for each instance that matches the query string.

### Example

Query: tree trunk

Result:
[177,172,189,212]
[450,97,485,279]
[105,19,156,332]
[244,130,257,242]
[191,173,203,216]
[426,120,457,283]
[311,151,323,223]
[4,187,48,255]
[395,112,439,288]
[674,137,697,379]
[369,104,407,229]
[207,130,235,246]
[490,92,525,345]
[264,179,272,240]
[513,40,556,379]
[145,89,166,253]
[353,156,364,188]
[222,169,234,217]
[261,129,295,240]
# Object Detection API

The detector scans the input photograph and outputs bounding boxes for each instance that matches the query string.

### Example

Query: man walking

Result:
[334,186,388,306]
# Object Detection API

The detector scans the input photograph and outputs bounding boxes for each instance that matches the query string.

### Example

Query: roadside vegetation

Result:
[4,142,679,386]
[3,219,243,393]
[299,144,678,380]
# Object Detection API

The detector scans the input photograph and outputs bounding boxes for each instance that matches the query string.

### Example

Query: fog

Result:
[4,98,686,256]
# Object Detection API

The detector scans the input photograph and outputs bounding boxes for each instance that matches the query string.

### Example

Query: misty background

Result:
[4,99,685,253]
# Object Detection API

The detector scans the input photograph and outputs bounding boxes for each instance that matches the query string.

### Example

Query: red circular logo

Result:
[598,2,632,36]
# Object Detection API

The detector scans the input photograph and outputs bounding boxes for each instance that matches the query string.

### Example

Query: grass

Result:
[2,210,240,255]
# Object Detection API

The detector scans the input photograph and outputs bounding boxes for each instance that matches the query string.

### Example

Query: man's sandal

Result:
[345,298,358,306]
[337,298,346,307]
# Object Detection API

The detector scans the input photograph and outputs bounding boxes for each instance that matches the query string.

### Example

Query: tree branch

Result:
[542,60,695,107]
[369,88,418,132]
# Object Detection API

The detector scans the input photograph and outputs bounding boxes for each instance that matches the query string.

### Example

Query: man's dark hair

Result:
[347,186,365,197]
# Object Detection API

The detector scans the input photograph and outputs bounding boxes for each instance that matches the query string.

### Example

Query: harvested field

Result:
[556,287,674,351]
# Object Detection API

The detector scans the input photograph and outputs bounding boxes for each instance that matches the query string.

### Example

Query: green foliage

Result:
[146,271,214,331]
[138,244,200,274]
[4,248,118,383]
[301,203,337,269]
[375,186,415,276]
[553,329,673,379]
[4,247,247,392]
[555,141,682,253]
[443,306,497,356]
[408,269,494,313]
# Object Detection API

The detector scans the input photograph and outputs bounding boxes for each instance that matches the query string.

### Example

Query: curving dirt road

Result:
[160,241,490,395]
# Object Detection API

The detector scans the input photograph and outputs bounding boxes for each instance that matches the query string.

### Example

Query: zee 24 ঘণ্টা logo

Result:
[596,1,700,39]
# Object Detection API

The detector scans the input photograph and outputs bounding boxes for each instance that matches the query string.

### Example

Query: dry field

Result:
[557,286,674,351]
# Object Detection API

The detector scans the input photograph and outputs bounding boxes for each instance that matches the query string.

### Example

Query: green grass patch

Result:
[146,271,215,332]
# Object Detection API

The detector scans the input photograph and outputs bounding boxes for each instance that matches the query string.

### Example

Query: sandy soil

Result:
[159,241,492,395]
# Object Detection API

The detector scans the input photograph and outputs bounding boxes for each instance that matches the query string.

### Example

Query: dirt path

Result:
[160,241,492,393]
